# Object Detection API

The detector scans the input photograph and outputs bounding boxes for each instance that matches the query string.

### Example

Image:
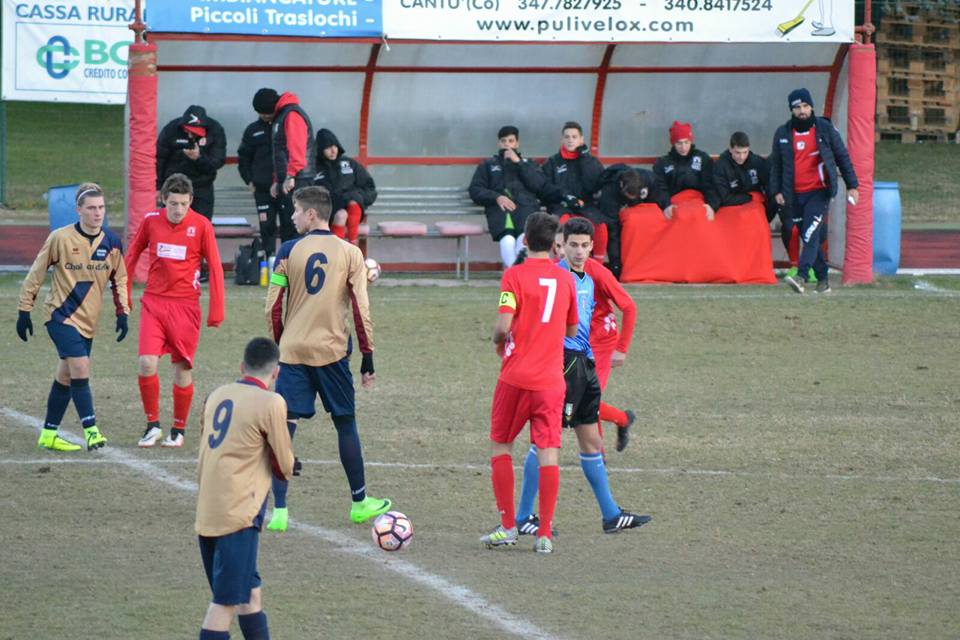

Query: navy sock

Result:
[515,446,540,525]
[238,611,270,640]
[333,415,366,502]
[272,422,297,509]
[199,629,230,640]
[69,378,96,428]
[580,452,621,521]
[44,380,72,430]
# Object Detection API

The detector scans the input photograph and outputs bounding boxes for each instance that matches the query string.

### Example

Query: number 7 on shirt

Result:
[539,278,557,323]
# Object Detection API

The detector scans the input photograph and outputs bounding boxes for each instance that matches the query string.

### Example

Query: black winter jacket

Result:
[713,150,770,207]
[652,146,719,210]
[237,118,274,189]
[769,116,858,203]
[539,148,604,216]
[156,105,226,189]
[597,164,667,219]
[468,150,546,218]
[313,129,377,211]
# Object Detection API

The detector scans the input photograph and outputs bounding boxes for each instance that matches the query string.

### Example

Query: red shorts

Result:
[489,380,564,449]
[138,294,202,367]
[593,342,616,390]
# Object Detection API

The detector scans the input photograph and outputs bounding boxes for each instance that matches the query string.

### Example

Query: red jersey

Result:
[584,258,636,353]
[792,126,825,194]
[125,208,225,326]
[498,257,577,391]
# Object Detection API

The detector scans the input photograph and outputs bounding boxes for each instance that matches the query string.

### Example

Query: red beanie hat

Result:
[669,121,693,144]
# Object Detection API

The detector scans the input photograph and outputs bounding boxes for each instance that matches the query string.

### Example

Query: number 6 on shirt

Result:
[539,278,557,323]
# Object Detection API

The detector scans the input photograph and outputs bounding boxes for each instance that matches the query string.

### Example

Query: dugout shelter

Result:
[125,0,877,282]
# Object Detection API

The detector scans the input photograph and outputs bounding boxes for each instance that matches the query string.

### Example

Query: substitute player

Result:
[480,212,578,554]
[17,183,129,451]
[264,185,391,530]
[516,218,650,536]
[126,173,225,448]
[196,337,297,640]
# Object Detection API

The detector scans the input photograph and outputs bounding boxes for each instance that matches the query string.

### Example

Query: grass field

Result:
[1,274,959,639]
[2,102,959,225]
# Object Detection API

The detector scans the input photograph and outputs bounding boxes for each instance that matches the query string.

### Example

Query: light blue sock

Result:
[515,446,540,525]
[579,452,620,521]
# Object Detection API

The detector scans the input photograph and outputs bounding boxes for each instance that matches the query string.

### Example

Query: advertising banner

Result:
[147,0,382,38]
[382,0,854,43]
[1,1,137,104]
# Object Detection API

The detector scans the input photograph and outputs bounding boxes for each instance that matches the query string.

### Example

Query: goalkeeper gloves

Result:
[115,314,129,342]
[16,311,33,342]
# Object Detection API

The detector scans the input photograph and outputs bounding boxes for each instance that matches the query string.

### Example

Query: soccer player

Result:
[264,185,391,530]
[516,218,651,537]
[17,183,129,451]
[480,212,578,554]
[126,173,225,448]
[196,337,297,640]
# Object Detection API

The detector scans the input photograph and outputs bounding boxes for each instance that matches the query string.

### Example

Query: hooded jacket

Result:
[312,129,377,211]
[237,118,274,189]
[769,115,858,203]
[652,146,719,210]
[597,164,669,219]
[469,149,545,218]
[712,150,770,208]
[156,105,227,189]
[539,147,604,216]
[272,93,315,184]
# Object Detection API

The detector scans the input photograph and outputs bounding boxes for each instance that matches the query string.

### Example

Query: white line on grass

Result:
[3,453,958,487]
[0,407,563,640]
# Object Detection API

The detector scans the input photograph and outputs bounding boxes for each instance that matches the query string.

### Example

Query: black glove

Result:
[16,310,33,342]
[115,314,129,342]
[562,194,583,210]
[361,352,375,376]
[292,457,302,477]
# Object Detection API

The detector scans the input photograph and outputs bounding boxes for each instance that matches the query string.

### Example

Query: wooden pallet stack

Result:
[876,2,960,142]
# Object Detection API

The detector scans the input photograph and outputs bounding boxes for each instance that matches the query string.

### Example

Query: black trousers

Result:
[254,185,280,257]
[191,184,215,220]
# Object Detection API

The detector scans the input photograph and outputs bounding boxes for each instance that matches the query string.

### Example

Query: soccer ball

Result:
[371,511,412,551]
[364,257,382,284]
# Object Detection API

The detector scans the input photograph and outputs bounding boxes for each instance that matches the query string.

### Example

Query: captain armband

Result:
[270,272,288,287]
[498,291,517,310]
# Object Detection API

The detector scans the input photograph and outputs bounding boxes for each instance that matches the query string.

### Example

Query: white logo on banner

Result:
[1,1,136,104]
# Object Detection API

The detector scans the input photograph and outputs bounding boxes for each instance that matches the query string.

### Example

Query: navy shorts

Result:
[198,527,262,606]
[46,321,92,359]
[277,357,355,419]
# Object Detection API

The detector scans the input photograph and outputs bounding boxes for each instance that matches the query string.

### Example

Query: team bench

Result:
[213,185,488,280]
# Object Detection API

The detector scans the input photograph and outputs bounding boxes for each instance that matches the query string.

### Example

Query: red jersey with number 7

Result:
[498,257,578,391]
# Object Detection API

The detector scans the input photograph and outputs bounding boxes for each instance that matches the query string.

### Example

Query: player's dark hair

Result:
[75,182,104,207]
[730,131,750,148]
[562,121,583,135]
[243,337,280,375]
[293,186,333,219]
[524,212,560,252]
[562,216,594,240]
[161,173,194,200]
[498,125,519,139]
[619,169,650,200]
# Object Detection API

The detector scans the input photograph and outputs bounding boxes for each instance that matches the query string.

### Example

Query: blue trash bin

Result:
[47,184,109,230]
[873,181,901,276]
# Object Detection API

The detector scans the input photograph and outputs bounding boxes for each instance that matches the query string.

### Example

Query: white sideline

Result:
[3,453,959,487]
[1,407,563,640]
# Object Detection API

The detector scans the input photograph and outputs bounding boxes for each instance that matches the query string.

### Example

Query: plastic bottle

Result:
[259,250,268,287]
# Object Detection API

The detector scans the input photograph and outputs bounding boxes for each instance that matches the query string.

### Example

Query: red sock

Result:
[346,202,363,244]
[172,383,194,430]
[331,224,346,239]
[558,213,572,225]
[490,454,515,529]
[600,402,629,428]
[788,226,800,264]
[538,465,560,540]
[137,374,160,423]
[592,223,608,260]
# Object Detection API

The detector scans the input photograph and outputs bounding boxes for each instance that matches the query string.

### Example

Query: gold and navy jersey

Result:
[196,379,295,537]
[265,229,373,367]
[18,224,130,339]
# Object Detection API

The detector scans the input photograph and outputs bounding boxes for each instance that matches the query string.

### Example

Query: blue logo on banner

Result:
[148,0,382,38]
[37,36,80,79]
